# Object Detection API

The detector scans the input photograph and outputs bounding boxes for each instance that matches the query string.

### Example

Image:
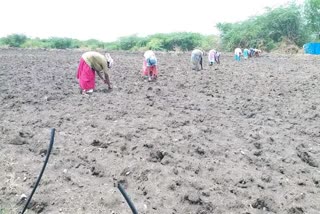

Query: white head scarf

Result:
[105,53,114,68]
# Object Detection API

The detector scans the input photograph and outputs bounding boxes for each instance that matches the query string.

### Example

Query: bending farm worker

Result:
[191,49,203,71]
[254,49,262,57]
[142,50,158,82]
[77,51,113,95]
[208,49,220,65]
[249,48,255,57]
[243,48,249,60]
[234,48,242,61]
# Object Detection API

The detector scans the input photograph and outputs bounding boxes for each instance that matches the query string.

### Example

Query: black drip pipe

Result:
[20,128,55,214]
[117,183,138,214]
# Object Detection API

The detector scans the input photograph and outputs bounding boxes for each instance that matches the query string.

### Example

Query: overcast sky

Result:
[0,0,302,42]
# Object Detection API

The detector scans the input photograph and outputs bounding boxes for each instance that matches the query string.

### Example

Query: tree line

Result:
[0,0,319,52]
[217,0,320,51]
[0,33,219,52]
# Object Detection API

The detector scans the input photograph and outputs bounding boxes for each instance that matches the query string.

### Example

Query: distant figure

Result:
[254,49,262,57]
[243,48,249,60]
[208,49,221,65]
[191,49,204,71]
[234,48,242,61]
[249,48,255,57]
[77,51,113,94]
[142,50,158,81]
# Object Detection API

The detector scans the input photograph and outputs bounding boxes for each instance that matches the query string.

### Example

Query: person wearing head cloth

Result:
[142,50,158,81]
[249,48,255,57]
[234,48,242,61]
[253,48,262,57]
[191,49,204,71]
[243,48,249,60]
[77,51,113,94]
[208,49,221,65]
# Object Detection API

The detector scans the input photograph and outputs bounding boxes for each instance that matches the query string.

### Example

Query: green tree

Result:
[217,2,308,51]
[263,4,306,45]
[304,0,320,40]
[3,34,27,47]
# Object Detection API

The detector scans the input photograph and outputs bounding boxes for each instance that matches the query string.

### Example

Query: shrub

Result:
[146,38,164,51]
[3,34,27,47]
[21,38,49,48]
[48,37,74,49]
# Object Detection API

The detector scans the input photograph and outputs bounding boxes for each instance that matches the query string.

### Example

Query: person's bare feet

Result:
[81,89,93,95]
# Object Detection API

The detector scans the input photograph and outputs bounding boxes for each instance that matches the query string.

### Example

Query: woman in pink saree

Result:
[142,50,158,81]
[77,51,113,94]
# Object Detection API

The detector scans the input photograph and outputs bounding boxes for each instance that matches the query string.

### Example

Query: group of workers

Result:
[234,48,262,61]
[77,47,260,94]
[76,50,159,95]
[190,49,221,71]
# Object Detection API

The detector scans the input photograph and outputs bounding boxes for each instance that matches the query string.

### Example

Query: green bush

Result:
[118,35,142,50]
[146,38,164,50]
[160,32,203,51]
[104,41,120,50]
[3,34,27,47]
[21,38,49,48]
[200,35,220,51]
[80,39,105,49]
[0,38,6,47]
[48,37,74,49]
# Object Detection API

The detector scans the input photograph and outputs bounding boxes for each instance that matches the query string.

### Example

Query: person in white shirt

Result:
[234,48,242,61]
[208,49,220,65]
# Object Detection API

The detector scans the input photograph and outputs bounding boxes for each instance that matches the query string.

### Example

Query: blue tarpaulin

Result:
[303,43,320,55]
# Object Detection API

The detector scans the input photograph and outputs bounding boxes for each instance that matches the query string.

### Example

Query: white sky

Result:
[0,0,302,42]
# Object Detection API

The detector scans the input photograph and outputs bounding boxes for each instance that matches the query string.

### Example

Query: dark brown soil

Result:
[0,48,320,214]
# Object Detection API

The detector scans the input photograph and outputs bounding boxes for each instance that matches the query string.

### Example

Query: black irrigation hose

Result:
[20,128,56,214]
[118,183,138,214]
